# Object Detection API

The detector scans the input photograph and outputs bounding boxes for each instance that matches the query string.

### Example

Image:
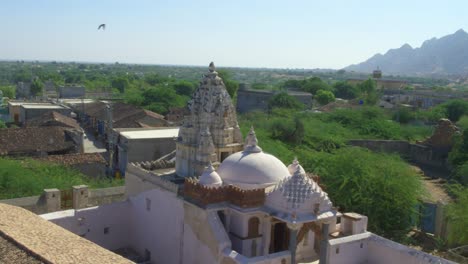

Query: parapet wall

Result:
[184,178,265,208]
[348,140,440,167]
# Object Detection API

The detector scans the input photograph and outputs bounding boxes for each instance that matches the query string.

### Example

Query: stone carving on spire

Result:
[175,62,244,177]
[244,126,262,153]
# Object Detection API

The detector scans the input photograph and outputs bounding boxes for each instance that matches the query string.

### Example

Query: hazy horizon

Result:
[1,0,467,69]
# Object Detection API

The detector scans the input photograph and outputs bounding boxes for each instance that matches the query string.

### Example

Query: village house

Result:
[78,102,168,138]
[19,103,72,125]
[0,126,79,156]
[113,127,179,176]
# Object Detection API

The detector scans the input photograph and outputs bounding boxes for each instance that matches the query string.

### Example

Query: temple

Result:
[36,63,453,264]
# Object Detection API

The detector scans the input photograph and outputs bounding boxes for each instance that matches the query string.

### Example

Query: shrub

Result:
[315,89,335,105]
[445,184,468,245]
[393,108,414,124]
[268,92,303,110]
[333,81,359,99]
[312,147,424,239]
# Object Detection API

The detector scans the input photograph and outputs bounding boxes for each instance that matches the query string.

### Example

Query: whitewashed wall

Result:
[42,202,131,250]
[128,188,185,264]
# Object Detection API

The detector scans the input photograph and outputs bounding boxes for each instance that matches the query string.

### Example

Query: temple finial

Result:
[244,126,262,153]
[209,62,216,72]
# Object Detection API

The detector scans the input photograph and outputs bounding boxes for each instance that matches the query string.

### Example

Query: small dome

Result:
[199,162,222,187]
[217,127,290,189]
[266,162,333,215]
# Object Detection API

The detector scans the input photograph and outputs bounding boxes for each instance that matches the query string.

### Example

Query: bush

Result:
[430,99,468,122]
[268,92,303,110]
[0,85,15,98]
[312,147,424,238]
[315,89,335,105]
[393,108,414,124]
[445,184,468,245]
[333,81,359,99]
[270,117,304,144]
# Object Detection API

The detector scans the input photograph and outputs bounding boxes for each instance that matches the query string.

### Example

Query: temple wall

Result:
[41,201,131,251]
[183,203,229,264]
[129,188,184,264]
[325,232,456,264]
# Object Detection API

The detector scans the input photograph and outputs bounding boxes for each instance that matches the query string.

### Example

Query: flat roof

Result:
[59,99,95,104]
[120,128,179,139]
[8,102,52,106]
[21,104,67,109]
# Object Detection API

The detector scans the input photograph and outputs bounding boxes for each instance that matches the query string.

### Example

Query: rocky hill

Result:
[345,29,468,76]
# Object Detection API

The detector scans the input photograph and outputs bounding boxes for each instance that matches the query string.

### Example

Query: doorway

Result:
[269,222,290,253]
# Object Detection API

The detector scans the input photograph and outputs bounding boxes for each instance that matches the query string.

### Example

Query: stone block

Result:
[72,185,89,209]
[44,188,60,212]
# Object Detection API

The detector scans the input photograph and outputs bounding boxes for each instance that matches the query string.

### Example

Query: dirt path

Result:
[411,165,452,203]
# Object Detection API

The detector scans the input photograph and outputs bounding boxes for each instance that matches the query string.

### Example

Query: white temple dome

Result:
[217,127,290,189]
[199,163,222,187]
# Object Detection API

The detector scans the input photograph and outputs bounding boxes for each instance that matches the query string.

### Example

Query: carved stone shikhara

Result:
[176,62,243,177]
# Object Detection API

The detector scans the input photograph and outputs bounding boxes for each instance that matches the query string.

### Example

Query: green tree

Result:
[333,81,359,99]
[30,79,44,96]
[315,89,335,105]
[302,77,332,94]
[173,80,195,96]
[358,79,378,104]
[393,108,414,124]
[449,128,468,169]
[0,120,6,128]
[111,76,130,93]
[142,87,188,115]
[315,148,423,238]
[0,85,15,98]
[268,92,303,110]
[445,100,468,122]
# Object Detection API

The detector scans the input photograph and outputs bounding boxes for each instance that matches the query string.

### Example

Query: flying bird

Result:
[98,24,106,30]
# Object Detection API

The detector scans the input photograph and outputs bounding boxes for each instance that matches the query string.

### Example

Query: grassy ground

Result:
[0,158,124,200]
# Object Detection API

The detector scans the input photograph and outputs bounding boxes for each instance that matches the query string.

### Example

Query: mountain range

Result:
[345,29,468,76]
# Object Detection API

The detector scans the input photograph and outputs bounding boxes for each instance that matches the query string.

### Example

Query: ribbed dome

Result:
[217,127,289,189]
[199,163,222,187]
[266,162,333,215]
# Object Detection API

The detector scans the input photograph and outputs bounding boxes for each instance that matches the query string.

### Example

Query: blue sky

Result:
[1,0,467,69]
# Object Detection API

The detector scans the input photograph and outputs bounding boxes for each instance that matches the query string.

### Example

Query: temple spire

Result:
[244,126,262,153]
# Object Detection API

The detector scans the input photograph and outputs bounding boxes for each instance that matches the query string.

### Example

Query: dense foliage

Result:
[0,158,123,199]
[333,81,360,99]
[268,92,304,110]
[315,148,423,238]
[315,89,335,105]
[0,85,15,98]
[239,108,425,238]
[429,99,468,122]
[445,184,468,244]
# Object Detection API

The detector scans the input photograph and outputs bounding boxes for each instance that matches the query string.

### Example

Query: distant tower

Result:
[175,62,244,177]
[373,67,382,79]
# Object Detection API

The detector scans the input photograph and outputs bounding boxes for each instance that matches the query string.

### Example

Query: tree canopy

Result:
[315,89,335,105]
[30,79,44,96]
[268,92,304,110]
